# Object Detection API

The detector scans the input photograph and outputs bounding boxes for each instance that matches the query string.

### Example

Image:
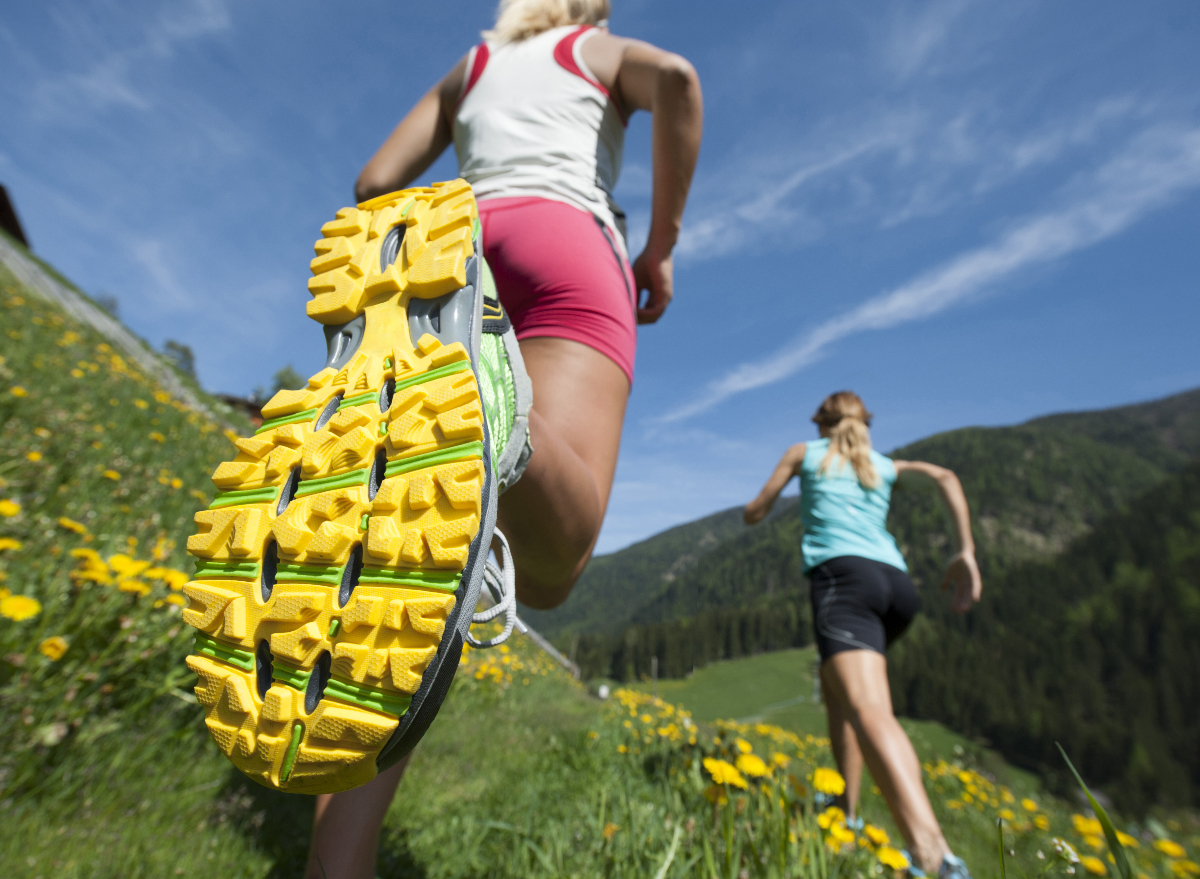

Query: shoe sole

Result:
[183,180,496,794]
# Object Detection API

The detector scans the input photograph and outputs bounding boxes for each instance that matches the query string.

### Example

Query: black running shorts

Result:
[808,556,919,661]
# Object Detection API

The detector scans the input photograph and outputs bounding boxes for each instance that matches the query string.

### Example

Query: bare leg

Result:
[823,677,864,820]
[821,650,949,873]
[497,337,629,609]
[303,756,409,879]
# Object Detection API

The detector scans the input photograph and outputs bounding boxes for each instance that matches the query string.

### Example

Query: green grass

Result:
[3,256,1200,879]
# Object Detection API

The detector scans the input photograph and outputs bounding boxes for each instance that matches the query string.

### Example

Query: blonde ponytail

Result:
[483,0,611,44]
[812,391,880,489]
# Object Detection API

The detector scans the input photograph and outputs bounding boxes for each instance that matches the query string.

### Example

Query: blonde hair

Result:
[812,391,880,489]
[483,0,611,44]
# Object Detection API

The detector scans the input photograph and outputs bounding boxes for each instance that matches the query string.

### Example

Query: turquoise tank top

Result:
[798,438,907,573]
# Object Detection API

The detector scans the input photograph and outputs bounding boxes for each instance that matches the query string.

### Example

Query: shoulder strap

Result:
[458,42,490,105]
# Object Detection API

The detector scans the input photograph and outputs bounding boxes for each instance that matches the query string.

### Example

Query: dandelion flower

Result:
[0,537,23,552]
[1034,815,1050,830]
[149,431,165,443]
[772,752,791,768]
[865,824,890,846]
[703,757,748,789]
[818,807,845,830]
[704,784,728,805]
[1116,832,1140,849]
[1172,862,1200,876]
[735,738,752,753]
[877,847,910,870]
[10,386,27,397]
[25,451,42,462]
[603,822,619,840]
[133,399,149,409]
[170,478,182,489]
[1080,856,1107,876]
[39,636,69,661]
[34,427,51,438]
[102,469,121,480]
[999,809,1016,821]
[57,517,89,534]
[617,744,627,754]
[165,593,187,607]
[1156,841,1187,859]
[0,499,20,517]
[1074,816,1104,836]
[736,753,770,778]
[0,594,42,621]
[813,767,846,796]
[1022,798,1039,812]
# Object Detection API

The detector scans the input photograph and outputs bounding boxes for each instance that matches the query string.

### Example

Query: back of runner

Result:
[745,391,983,879]
[172,1,707,876]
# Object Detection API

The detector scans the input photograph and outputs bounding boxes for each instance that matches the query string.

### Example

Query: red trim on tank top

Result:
[552,25,628,126]
[459,42,490,105]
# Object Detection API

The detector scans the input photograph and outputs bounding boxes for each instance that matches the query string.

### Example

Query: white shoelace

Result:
[465,528,525,648]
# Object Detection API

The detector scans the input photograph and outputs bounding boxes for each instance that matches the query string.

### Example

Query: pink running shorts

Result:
[478,197,638,385]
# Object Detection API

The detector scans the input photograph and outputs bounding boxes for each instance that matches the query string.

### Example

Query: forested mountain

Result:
[560,389,1199,683]
[890,460,1200,812]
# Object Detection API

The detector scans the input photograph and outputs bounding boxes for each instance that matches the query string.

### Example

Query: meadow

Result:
[2,260,1199,878]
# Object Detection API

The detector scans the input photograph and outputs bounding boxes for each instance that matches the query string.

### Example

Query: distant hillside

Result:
[519,498,796,638]
[890,458,1200,812]
[550,389,1197,657]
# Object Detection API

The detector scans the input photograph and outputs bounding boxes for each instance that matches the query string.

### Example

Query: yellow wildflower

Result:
[10,386,28,397]
[25,451,42,462]
[109,554,150,578]
[144,567,189,590]
[1172,862,1200,877]
[57,517,89,534]
[1034,815,1050,830]
[1156,840,1187,859]
[999,809,1016,821]
[164,593,187,607]
[1116,832,1139,849]
[813,767,846,796]
[877,847,910,871]
[39,636,69,661]
[34,427,51,438]
[170,478,182,489]
[133,399,148,409]
[704,784,728,805]
[117,579,151,596]
[818,807,846,830]
[0,537,23,552]
[1080,856,1107,876]
[1022,798,1039,812]
[703,757,748,789]
[735,738,752,753]
[736,753,770,778]
[149,431,165,442]
[864,824,890,846]
[772,752,791,768]
[617,744,627,754]
[0,594,42,621]
[0,499,20,517]
[1085,835,1105,850]
[603,823,619,840]
[1074,815,1104,836]
[102,469,120,480]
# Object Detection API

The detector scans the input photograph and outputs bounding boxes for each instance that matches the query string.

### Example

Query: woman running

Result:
[303,1,702,875]
[744,391,981,879]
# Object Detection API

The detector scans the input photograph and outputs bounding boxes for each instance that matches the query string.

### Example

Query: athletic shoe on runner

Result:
[904,852,974,879]
[182,179,531,794]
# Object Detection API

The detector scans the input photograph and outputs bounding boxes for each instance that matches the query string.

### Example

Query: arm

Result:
[354,57,467,203]
[744,443,806,525]
[893,460,982,613]
[582,35,703,324]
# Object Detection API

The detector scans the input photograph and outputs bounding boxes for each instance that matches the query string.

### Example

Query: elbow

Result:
[354,165,394,205]
[657,53,701,100]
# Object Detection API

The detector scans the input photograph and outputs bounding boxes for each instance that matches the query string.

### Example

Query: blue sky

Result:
[2,0,1198,552]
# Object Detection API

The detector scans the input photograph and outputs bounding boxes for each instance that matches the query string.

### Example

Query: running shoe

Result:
[182,179,531,794]
[904,852,974,879]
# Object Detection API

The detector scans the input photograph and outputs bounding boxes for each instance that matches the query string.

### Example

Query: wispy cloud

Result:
[656,125,1200,424]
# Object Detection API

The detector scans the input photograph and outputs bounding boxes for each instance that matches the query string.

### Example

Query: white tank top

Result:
[453,25,629,249]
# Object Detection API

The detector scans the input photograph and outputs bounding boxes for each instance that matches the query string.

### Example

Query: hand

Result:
[632,247,674,324]
[940,550,981,614]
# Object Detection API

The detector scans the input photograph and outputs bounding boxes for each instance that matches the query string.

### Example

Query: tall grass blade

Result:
[997,817,1007,879]
[654,825,684,879]
[1056,743,1132,879]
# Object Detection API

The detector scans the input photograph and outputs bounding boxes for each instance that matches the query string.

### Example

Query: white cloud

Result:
[883,0,973,80]
[656,125,1200,425]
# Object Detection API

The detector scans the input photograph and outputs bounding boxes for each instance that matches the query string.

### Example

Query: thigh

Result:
[519,336,628,514]
[880,564,920,649]
[479,197,638,385]
[820,648,893,715]
[809,557,891,661]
